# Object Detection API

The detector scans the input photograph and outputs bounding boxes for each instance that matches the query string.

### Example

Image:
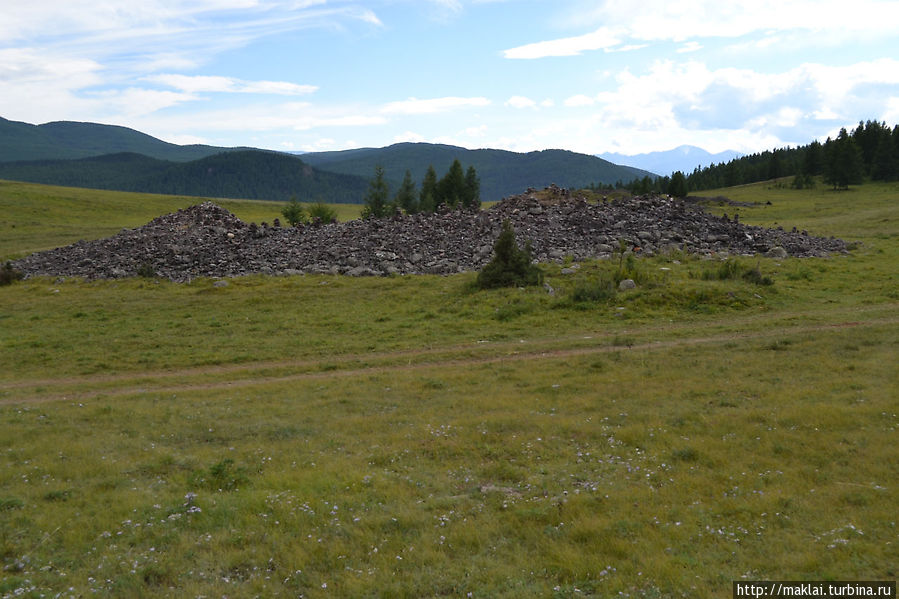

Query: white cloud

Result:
[163,133,211,145]
[381,96,491,115]
[882,98,899,126]
[551,58,899,151]
[145,74,318,95]
[90,87,200,117]
[505,95,537,109]
[563,94,595,107]
[677,41,702,54]
[504,26,622,59]
[462,125,488,138]
[510,0,899,59]
[393,131,428,144]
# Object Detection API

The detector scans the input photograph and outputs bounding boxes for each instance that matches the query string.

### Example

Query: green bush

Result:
[193,458,248,492]
[741,265,774,286]
[571,278,617,303]
[701,258,774,286]
[476,220,543,289]
[0,262,24,286]
[307,202,337,223]
[281,197,307,226]
[136,262,156,278]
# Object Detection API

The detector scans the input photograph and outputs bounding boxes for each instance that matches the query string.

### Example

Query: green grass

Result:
[0,179,362,260]
[0,178,897,597]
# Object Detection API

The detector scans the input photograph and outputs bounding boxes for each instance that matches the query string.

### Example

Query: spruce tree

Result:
[803,140,823,176]
[668,171,688,198]
[824,129,864,189]
[419,165,438,213]
[462,165,481,209]
[871,133,898,181]
[437,159,466,208]
[394,169,419,213]
[281,195,307,226]
[476,220,543,289]
[362,165,390,218]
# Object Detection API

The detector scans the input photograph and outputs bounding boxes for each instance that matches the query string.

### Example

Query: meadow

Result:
[0,179,897,598]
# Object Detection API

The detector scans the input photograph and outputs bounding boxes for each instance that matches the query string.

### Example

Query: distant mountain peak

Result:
[597,146,743,176]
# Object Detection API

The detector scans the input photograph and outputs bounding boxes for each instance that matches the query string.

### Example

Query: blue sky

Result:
[2,0,898,155]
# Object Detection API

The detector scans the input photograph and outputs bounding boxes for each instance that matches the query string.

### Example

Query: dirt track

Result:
[3,306,896,406]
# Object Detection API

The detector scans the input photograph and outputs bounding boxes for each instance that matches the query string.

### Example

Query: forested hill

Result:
[300,143,654,201]
[0,116,246,162]
[0,150,370,203]
[685,120,899,191]
[0,117,655,203]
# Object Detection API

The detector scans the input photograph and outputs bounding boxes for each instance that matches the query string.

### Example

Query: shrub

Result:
[701,258,774,286]
[281,197,307,226]
[136,262,156,278]
[571,278,617,303]
[0,262,24,286]
[193,458,248,491]
[741,264,774,286]
[307,202,337,223]
[476,220,543,289]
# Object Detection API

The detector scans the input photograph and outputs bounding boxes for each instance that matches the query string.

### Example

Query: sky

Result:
[2,0,899,156]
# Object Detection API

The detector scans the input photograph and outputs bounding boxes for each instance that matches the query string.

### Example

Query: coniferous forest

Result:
[616,120,899,196]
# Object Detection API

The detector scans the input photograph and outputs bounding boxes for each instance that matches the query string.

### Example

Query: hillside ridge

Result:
[301,142,655,201]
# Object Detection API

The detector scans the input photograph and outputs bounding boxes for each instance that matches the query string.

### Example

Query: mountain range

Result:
[597,145,743,176]
[0,116,655,203]
[300,143,654,201]
[0,116,250,163]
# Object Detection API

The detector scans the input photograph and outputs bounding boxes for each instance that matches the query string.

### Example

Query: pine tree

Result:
[475,220,543,289]
[823,129,864,189]
[362,165,390,218]
[281,195,307,226]
[394,169,418,213]
[419,165,438,213]
[462,165,481,209]
[803,140,824,176]
[437,159,466,208]
[668,171,688,198]
[767,149,784,180]
[871,132,898,181]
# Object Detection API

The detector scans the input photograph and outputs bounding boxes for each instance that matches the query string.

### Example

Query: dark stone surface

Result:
[14,187,848,282]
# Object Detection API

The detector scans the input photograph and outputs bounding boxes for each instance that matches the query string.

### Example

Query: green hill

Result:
[0,150,369,203]
[300,142,655,201]
[0,116,245,162]
[0,117,655,203]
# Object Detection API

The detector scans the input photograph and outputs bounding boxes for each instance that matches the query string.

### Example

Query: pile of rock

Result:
[13,188,848,281]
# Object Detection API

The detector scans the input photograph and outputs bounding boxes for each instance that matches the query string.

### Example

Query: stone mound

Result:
[13,188,848,281]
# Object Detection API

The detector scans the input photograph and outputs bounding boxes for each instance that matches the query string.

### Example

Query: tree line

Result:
[593,120,899,196]
[684,120,899,191]
[363,159,481,218]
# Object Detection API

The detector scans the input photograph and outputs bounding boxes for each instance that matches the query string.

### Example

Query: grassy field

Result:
[0,180,364,261]
[0,179,896,598]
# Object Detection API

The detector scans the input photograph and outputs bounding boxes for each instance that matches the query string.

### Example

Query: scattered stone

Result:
[618,279,637,290]
[13,191,849,282]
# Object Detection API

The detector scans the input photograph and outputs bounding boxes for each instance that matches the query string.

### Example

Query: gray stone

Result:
[12,191,848,283]
[618,278,636,290]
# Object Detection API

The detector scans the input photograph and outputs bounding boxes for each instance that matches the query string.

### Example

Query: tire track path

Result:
[3,311,896,406]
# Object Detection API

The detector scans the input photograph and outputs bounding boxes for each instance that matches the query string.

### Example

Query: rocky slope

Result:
[13,187,848,282]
